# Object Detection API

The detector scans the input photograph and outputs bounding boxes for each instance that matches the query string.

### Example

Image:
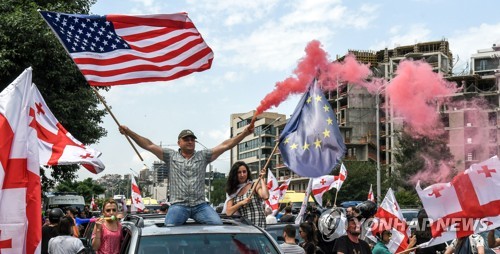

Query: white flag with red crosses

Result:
[30,86,104,174]
[0,68,41,254]
[131,176,145,212]
[265,169,291,215]
[311,163,347,207]
[416,156,500,247]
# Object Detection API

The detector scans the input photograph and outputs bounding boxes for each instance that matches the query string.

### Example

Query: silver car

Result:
[84,214,284,254]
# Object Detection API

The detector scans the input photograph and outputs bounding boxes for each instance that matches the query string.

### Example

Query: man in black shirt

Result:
[41,208,64,254]
[280,206,296,223]
[332,215,371,254]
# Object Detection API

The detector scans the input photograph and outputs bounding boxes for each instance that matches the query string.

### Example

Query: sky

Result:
[77,0,500,180]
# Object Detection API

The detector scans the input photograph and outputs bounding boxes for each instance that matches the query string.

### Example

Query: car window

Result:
[137,233,280,254]
[402,211,418,222]
[120,227,132,254]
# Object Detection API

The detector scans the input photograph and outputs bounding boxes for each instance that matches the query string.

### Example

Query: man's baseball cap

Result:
[178,129,197,140]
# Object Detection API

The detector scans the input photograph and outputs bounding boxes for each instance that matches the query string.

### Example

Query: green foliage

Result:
[210,178,228,205]
[394,189,421,208]
[55,177,105,203]
[326,161,377,206]
[0,0,107,191]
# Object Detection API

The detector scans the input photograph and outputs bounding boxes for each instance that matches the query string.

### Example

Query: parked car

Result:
[82,213,283,254]
[401,208,419,229]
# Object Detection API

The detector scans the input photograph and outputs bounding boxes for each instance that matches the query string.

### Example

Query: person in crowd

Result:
[42,208,64,254]
[92,199,122,254]
[280,224,305,254]
[488,228,500,248]
[119,121,254,226]
[445,234,485,254]
[299,222,318,254]
[265,207,277,225]
[332,215,371,254]
[224,161,269,227]
[48,216,85,254]
[372,228,392,254]
[65,206,80,237]
[158,203,169,214]
[414,209,446,254]
[83,205,92,218]
[280,206,296,223]
[345,206,360,217]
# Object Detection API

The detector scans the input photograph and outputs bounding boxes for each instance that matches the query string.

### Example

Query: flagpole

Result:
[90,87,145,162]
[333,189,339,207]
[248,140,281,199]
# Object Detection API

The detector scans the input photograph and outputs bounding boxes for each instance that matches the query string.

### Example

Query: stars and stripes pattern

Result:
[39,11,214,86]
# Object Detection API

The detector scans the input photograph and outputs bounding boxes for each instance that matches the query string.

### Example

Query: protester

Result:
[92,199,122,254]
[265,207,277,225]
[65,206,80,237]
[280,206,296,223]
[488,228,500,248]
[445,234,485,254]
[120,122,254,226]
[414,209,446,254]
[280,224,306,254]
[299,222,318,254]
[158,203,169,214]
[332,215,371,254]
[41,208,64,254]
[48,216,85,254]
[372,228,392,254]
[224,161,269,227]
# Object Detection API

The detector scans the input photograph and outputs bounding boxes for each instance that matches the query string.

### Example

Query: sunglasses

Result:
[105,209,116,212]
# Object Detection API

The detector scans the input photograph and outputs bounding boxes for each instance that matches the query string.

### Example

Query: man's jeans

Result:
[165,203,222,226]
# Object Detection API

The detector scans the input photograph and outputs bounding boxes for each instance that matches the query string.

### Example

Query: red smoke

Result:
[255,40,372,115]
[385,60,459,137]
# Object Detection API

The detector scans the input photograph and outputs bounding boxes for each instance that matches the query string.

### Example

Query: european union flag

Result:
[279,79,346,177]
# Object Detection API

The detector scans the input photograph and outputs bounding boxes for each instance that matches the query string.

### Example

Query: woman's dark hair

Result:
[225,161,252,195]
[58,216,75,236]
[300,222,318,245]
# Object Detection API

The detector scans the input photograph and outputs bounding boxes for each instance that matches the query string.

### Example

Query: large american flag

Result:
[39,11,214,86]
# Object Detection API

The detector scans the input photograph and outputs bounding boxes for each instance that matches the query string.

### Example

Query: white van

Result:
[43,193,85,213]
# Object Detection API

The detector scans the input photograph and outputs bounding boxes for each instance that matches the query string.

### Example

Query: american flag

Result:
[39,11,214,86]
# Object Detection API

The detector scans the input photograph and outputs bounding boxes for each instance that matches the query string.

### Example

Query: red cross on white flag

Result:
[367,188,410,254]
[0,68,42,254]
[416,156,500,247]
[311,163,347,207]
[265,178,291,215]
[367,184,375,202]
[30,85,104,174]
[131,176,145,212]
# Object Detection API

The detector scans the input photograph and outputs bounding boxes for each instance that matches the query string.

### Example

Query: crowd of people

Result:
[40,125,500,253]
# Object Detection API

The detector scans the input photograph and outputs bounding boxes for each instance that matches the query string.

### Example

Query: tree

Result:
[391,131,454,207]
[210,178,228,206]
[55,177,105,203]
[0,0,107,191]
[320,161,377,206]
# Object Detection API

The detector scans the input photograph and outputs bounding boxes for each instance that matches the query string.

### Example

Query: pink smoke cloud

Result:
[385,60,459,138]
[255,40,372,115]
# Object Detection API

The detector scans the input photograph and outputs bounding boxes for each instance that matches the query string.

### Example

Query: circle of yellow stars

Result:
[283,94,335,151]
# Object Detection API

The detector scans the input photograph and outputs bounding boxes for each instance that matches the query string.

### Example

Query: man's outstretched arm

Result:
[119,125,163,161]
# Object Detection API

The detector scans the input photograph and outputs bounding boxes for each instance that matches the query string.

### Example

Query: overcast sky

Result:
[75,0,500,180]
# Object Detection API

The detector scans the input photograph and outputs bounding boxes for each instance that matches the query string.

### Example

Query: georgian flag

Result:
[267,169,278,191]
[368,184,375,202]
[30,86,104,174]
[91,195,97,211]
[311,163,347,207]
[0,68,42,254]
[368,188,410,254]
[416,156,500,247]
[131,176,145,212]
[265,172,291,216]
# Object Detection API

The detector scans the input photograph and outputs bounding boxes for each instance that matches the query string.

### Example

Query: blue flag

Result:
[279,79,346,177]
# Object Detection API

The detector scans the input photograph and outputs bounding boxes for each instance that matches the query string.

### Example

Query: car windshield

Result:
[138,233,280,254]
[402,210,418,222]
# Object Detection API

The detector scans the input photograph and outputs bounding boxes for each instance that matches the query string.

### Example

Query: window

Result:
[467,152,474,161]
[467,138,472,144]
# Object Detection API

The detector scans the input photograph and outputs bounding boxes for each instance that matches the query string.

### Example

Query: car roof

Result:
[139,223,265,236]
[123,213,266,236]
